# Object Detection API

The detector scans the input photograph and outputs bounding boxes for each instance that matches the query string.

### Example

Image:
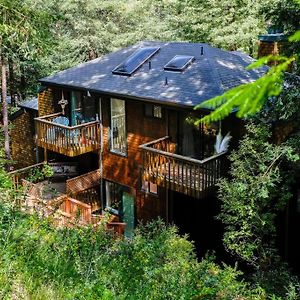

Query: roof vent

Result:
[112,47,160,76]
[165,76,168,85]
[164,55,195,72]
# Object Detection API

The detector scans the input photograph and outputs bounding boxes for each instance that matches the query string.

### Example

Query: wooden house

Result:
[11,40,273,240]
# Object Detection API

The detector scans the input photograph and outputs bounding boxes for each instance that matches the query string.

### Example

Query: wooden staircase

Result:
[9,165,125,234]
[66,169,101,212]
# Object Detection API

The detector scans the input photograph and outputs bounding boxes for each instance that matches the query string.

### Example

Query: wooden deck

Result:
[35,113,101,156]
[139,136,226,198]
[9,166,125,234]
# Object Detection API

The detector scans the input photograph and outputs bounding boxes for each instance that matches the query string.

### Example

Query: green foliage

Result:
[254,74,300,123]
[261,0,300,36]
[217,123,298,269]
[0,0,53,60]
[43,0,180,73]
[253,261,300,298]
[193,0,300,124]
[289,30,300,42]
[0,202,273,299]
[195,55,295,123]
[27,163,54,183]
[172,0,266,55]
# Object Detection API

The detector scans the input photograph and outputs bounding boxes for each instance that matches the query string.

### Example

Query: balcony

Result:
[35,113,100,157]
[139,136,226,198]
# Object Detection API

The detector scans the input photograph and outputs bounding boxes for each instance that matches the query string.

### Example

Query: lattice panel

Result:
[66,169,101,195]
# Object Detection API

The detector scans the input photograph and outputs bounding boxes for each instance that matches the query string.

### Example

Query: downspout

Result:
[34,112,39,163]
[99,97,104,213]
[166,109,169,224]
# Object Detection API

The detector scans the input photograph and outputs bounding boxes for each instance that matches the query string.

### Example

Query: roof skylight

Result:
[164,55,195,72]
[112,47,160,76]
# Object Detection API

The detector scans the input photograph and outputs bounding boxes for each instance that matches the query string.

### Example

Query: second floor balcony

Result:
[35,113,100,156]
[139,136,226,199]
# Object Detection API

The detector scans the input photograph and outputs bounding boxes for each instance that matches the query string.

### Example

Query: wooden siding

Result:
[38,88,55,117]
[11,110,36,168]
[101,99,167,188]
[101,98,167,222]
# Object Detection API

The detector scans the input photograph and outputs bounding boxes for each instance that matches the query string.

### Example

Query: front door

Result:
[104,180,135,237]
[122,192,135,238]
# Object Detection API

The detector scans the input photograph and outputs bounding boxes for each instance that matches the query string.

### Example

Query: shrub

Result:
[0,202,270,300]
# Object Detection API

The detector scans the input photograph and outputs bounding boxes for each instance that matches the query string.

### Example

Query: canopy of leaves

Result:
[172,0,267,55]
[218,123,298,269]
[0,0,53,60]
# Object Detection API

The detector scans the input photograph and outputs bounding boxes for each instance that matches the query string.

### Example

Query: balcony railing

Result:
[35,113,100,157]
[139,136,226,198]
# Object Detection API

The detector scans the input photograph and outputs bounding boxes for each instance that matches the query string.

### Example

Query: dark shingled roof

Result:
[40,41,267,108]
[19,98,38,111]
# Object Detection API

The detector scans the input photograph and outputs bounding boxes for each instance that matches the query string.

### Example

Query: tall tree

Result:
[0,0,53,163]
[1,57,9,162]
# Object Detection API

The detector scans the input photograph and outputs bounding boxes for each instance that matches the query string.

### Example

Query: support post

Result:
[44,148,47,162]
[70,91,76,126]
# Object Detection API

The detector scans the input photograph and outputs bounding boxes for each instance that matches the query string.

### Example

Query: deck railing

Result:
[35,113,100,157]
[66,169,100,195]
[59,196,92,224]
[139,136,226,198]
[8,162,46,188]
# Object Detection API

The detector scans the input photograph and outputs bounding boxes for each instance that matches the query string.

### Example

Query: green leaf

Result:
[196,56,295,124]
[289,30,300,42]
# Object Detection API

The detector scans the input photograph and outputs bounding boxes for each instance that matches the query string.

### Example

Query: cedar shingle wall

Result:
[101,99,166,189]
[101,98,167,221]
[38,88,55,116]
[11,111,36,168]
[258,41,286,58]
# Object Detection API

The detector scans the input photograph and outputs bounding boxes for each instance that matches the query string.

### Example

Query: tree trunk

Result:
[20,62,26,101]
[1,56,11,166]
[8,58,15,106]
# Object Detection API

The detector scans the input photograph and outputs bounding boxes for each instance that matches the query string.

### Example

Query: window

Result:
[110,98,127,155]
[112,47,160,76]
[141,180,158,195]
[145,104,162,119]
[105,181,123,215]
[164,55,195,72]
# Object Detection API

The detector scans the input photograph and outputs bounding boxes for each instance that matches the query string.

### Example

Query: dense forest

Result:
[1,0,299,99]
[1,0,300,299]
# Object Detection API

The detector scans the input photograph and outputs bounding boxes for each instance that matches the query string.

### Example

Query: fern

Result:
[194,28,300,124]
[195,56,295,124]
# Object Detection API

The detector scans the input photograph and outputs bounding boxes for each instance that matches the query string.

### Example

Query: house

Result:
[10,98,38,168]
[11,39,275,242]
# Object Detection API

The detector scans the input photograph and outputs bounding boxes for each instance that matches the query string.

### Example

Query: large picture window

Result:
[110,98,127,155]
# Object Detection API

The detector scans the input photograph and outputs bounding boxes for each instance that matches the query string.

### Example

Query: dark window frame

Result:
[112,47,160,76]
[144,103,163,119]
[104,180,124,216]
